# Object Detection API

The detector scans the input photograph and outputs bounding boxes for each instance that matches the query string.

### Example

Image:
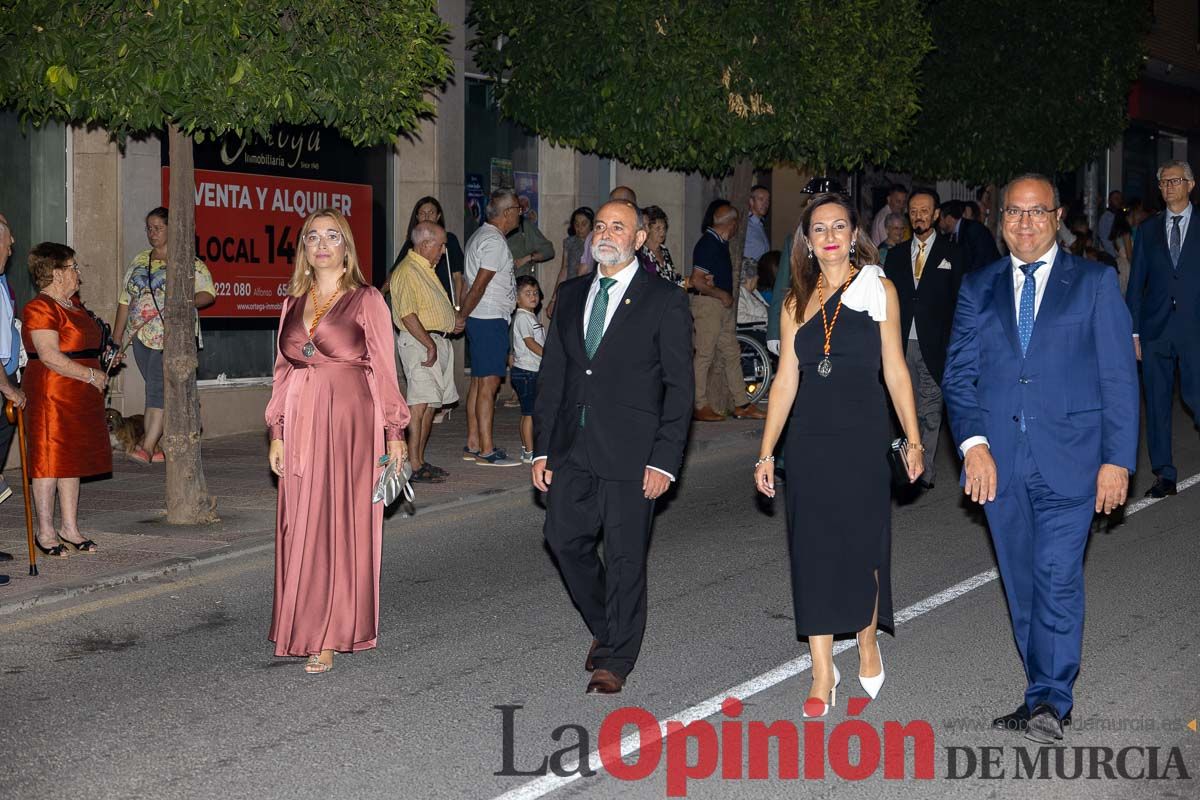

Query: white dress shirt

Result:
[536,257,675,481]
[581,257,639,338]
[1165,202,1193,252]
[959,244,1058,456]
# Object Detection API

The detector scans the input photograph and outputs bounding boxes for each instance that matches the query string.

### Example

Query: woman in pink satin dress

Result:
[266,208,410,674]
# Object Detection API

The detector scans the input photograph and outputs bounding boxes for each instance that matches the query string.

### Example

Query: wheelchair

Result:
[736,322,776,405]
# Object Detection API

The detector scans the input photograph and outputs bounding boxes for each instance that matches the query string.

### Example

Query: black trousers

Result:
[543,441,655,679]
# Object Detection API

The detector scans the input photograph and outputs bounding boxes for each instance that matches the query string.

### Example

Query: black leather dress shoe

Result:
[586,669,624,695]
[0,574,10,586]
[993,703,1070,732]
[0,550,12,562]
[992,704,1031,731]
[1145,477,1178,498]
[1025,704,1065,743]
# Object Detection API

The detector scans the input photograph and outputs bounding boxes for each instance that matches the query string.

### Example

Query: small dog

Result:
[106,408,146,455]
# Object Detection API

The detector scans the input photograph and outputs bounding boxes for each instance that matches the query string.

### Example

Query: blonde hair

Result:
[287,208,367,297]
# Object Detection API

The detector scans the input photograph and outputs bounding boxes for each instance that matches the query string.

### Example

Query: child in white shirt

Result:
[510,276,545,464]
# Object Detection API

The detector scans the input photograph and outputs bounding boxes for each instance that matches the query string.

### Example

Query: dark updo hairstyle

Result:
[642,205,669,229]
[146,206,169,225]
[787,193,878,323]
[568,206,594,236]
[28,242,76,290]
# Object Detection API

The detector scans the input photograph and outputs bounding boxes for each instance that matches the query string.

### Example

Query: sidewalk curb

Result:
[0,422,762,617]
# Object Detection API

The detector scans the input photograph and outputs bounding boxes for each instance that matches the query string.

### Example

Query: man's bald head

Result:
[410,221,446,262]
[712,203,739,237]
[609,185,638,205]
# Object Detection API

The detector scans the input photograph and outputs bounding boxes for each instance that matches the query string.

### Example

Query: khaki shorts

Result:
[397,330,459,408]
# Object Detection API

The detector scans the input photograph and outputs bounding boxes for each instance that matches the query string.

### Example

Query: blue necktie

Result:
[1170,215,1182,268]
[1017,262,1042,356]
[1017,261,1042,433]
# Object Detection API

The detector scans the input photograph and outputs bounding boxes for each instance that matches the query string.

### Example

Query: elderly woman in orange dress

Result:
[22,243,113,557]
[266,208,410,674]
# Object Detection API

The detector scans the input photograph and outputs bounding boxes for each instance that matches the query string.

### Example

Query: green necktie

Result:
[584,277,617,359]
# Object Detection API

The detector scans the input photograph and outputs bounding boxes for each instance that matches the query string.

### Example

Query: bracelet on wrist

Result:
[754,455,775,468]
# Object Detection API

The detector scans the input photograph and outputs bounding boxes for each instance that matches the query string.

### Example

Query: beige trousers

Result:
[691,295,745,410]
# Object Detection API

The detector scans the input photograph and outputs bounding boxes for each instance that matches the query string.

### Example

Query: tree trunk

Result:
[165,124,218,524]
[707,158,755,414]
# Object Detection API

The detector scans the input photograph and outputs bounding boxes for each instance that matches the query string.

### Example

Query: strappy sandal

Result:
[59,537,98,553]
[304,654,334,674]
[410,464,446,484]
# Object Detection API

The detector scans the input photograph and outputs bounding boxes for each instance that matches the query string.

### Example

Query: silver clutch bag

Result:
[372,455,415,506]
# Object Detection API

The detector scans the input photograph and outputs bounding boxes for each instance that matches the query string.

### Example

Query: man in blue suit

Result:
[943,174,1139,744]
[1126,160,1200,498]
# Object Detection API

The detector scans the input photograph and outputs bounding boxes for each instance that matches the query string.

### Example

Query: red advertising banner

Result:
[162,168,373,317]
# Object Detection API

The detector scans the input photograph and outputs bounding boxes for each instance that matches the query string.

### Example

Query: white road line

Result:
[1123,472,1200,514]
[489,470,1198,800]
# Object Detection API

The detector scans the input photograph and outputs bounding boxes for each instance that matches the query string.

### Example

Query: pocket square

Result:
[936,259,952,270]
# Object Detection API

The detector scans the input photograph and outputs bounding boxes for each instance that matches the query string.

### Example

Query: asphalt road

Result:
[1,416,1198,800]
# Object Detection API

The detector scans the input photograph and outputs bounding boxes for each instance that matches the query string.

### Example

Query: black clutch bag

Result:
[887,438,910,485]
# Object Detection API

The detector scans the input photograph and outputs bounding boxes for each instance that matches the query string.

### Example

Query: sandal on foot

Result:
[128,447,152,465]
[304,655,334,674]
[59,537,98,553]
[35,539,67,558]
[410,464,446,483]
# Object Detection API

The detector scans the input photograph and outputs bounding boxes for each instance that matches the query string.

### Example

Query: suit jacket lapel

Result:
[1180,205,1200,267]
[1024,250,1077,357]
[569,278,589,359]
[592,268,646,362]
[1154,211,1174,265]
[993,264,1021,358]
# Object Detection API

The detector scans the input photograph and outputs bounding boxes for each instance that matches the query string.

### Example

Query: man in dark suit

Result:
[944,174,1139,744]
[883,187,965,488]
[532,200,694,695]
[939,199,1001,274]
[1126,160,1200,498]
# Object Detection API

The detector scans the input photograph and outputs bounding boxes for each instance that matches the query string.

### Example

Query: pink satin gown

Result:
[266,286,410,657]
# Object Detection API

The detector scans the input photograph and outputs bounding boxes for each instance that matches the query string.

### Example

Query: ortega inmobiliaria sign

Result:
[161,124,388,318]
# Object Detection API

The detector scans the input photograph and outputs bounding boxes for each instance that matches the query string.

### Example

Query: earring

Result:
[849,241,857,259]
[305,269,312,276]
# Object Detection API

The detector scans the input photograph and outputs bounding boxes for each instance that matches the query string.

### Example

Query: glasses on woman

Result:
[303,230,344,247]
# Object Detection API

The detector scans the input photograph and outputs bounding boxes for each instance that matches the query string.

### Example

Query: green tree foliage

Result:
[0,1,451,523]
[469,0,932,176]
[893,0,1149,183]
[0,0,451,144]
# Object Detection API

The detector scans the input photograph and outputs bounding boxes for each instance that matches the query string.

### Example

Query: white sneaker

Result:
[520,448,534,464]
[0,478,11,505]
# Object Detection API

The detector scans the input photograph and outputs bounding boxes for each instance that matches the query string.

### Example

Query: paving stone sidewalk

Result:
[0,404,762,613]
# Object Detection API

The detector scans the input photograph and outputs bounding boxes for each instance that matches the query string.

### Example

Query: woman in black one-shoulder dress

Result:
[755,193,924,717]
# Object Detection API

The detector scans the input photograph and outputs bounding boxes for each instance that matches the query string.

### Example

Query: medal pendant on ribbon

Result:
[817,357,832,378]
[302,340,316,358]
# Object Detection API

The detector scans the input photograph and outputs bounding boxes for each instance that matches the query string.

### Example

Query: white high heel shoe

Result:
[803,663,841,718]
[857,635,886,700]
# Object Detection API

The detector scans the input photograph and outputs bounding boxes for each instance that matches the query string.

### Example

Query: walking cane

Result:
[5,400,37,576]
